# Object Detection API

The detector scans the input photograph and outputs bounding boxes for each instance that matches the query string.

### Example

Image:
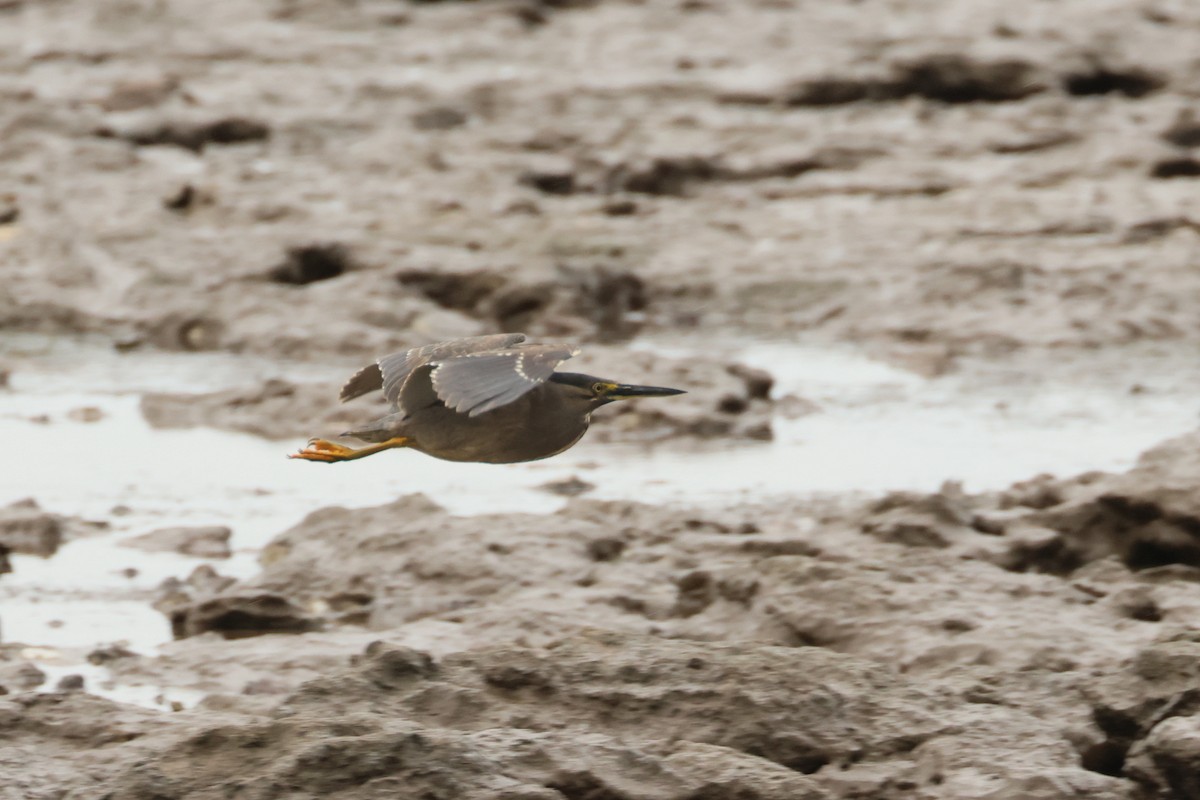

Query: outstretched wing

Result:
[339,333,527,410]
[431,343,580,417]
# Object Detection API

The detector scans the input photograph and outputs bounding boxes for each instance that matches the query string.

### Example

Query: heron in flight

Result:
[290,334,684,464]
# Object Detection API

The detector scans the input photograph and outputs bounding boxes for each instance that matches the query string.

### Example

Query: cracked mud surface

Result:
[4,1,1200,798]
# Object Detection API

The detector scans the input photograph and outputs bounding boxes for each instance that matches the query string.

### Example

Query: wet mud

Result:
[4,0,1200,798]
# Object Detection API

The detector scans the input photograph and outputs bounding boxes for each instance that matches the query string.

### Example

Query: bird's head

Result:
[549,372,685,410]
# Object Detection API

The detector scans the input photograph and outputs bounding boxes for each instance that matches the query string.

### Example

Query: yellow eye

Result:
[593,382,608,394]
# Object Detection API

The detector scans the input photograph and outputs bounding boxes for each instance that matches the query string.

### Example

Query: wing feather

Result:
[431,344,579,417]
[338,333,527,411]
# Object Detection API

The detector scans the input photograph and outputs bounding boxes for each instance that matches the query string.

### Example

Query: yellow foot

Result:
[289,438,356,463]
[288,436,409,463]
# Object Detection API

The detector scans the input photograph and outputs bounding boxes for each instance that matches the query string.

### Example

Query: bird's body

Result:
[345,377,591,463]
[290,334,684,464]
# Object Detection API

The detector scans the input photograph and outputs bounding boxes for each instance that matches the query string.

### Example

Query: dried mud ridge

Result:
[6,432,1200,798]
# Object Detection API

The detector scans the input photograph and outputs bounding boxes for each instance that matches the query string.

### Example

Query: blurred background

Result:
[3,1,1200,797]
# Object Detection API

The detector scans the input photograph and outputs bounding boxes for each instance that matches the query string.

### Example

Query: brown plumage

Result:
[289,334,684,464]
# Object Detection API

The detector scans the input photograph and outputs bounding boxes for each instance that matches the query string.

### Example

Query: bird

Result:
[289,333,685,464]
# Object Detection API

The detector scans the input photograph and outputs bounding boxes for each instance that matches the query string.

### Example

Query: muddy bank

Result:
[88,633,1132,800]
[6,431,1200,797]
[2,430,1162,798]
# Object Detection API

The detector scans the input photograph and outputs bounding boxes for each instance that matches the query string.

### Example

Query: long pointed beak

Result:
[609,383,686,400]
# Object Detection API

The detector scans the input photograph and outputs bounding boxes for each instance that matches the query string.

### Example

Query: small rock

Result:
[861,485,975,549]
[56,673,84,691]
[242,678,289,695]
[166,591,319,639]
[726,363,774,400]
[1106,585,1163,622]
[539,476,596,497]
[267,243,354,285]
[673,570,717,617]
[412,105,468,131]
[601,199,638,216]
[0,661,45,689]
[0,498,63,556]
[518,157,576,195]
[0,193,18,226]
[66,406,104,423]
[87,643,137,665]
[998,474,1065,509]
[361,643,438,688]
[163,183,196,211]
[716,394,749,414]
[99,75,178,112]
[1125,715,1200,800]
[777,394,819,419]
[1163,110,1200,149]
[586,537,626,562]
[1151,158,1200,179]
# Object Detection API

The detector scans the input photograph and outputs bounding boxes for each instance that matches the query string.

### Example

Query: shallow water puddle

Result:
[2,334,1197,708]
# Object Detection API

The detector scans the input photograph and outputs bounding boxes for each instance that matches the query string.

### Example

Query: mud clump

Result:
[518,161,576,195]
[157,566,321,642]
[860,483,977,549]
[268,243,356,286]
[1085,635,1200,797]
[99,116,270,152]
[1151,158,1200,179]
[168,592,321,639]
[772,53,1045,107]
[1061,63,1165,97]
[1162,111,1200,149]
[411,105,468,131]
[131,313,227,352]
[538,475,596,498]
[1026,431,1200,573]
[0,652,46,692]
[121,525,233,559]
[0,498,63,557]
[156,562,320,639]
[0,498,105,560]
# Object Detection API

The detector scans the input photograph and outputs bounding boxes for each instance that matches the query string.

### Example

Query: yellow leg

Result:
[288,436,409,463]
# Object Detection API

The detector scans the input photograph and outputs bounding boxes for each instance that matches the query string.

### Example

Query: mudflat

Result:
[3,1,1200,798]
